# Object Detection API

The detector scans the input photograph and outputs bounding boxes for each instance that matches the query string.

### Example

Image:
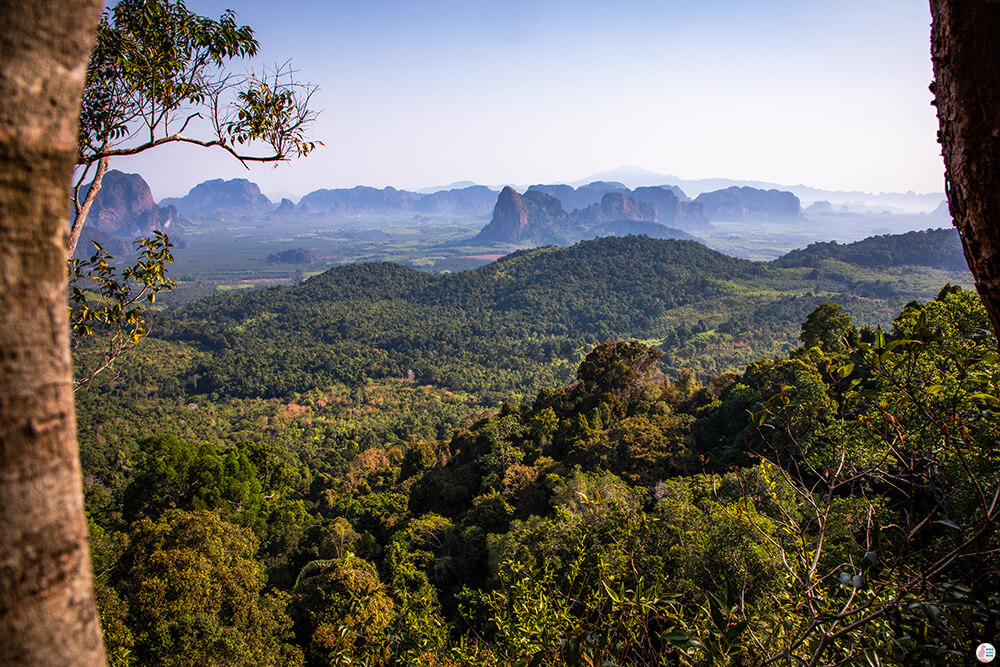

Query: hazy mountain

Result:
[526,182,706,229]
[417,180,480,194]
[160,178,272,217]
[474,186,583,244]
[414,185,498,217]
[570,166,683,188]
[574,192,656,225]
[151,168,946,228]
[296,184,496,219]
[298,186,421,215]
[694,186,802,223]
[631,186,706,228]
[474,188,695,245]
[590,220,697,242]
[528,181,630,212]
[81,169,181,241]
[572,165,945,213]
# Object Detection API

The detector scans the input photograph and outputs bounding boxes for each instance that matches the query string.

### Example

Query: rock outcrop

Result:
[475,187,698,245]
[474,187,585,244]
[160,178,272,216]
[528,181,629,212]
[274,198,297,216]
[631,186,707,228]
[527,182,707,229]
[573,192,656,226]
[82,169,179,238]
[694,186,802,222]
[477,186,529,242]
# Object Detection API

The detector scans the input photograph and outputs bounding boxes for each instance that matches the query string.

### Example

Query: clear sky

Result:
[110,1,945,200]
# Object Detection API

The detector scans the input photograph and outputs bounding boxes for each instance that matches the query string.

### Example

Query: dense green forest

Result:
[76,232,997,665]
[91,232,971,401]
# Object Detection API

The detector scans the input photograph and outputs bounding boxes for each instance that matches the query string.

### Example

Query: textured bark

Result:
[0,1,106,665]
[930,0,1000,338]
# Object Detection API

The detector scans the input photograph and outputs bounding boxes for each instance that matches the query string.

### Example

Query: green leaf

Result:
[971,393,1000,408]
[836,362,855,378]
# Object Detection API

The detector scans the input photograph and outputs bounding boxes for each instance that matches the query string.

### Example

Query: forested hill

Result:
[148,234,970,400]
[299,237,758,316]
[773,227,966,270]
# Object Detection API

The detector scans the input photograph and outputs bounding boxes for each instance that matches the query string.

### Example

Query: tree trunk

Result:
[0,1,106,665]
[930,0,1000,338]
[68,156,109,259]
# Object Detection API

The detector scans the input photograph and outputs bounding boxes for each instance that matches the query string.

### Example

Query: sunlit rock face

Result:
[84,169,178,237]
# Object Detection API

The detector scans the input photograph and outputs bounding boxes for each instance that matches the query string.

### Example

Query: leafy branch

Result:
[69,232,176,391]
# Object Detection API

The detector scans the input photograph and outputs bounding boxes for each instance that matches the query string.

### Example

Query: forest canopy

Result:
[79,282,999,665]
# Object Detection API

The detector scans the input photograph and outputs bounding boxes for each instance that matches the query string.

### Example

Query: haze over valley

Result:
[76,165,956,304]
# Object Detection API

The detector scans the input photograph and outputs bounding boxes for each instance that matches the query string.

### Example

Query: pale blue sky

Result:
[111,1,944,200]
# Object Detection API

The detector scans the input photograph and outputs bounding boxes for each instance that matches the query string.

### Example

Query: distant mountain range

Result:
[569,166,945,214]
[76,169,946,253]
[160,178,271,216]
[474,186,700,245]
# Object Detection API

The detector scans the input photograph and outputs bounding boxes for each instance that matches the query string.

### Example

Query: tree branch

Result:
[90,133,283,165]
[67,155,109,258]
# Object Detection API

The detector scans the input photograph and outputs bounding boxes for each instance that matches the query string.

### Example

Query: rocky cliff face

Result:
[527,182,707,229]
[528,181,629,212]
[475,187,694,245]
[573,192,656,225]
[475,187,531,242]
[160,178,272,216]
[694,186,802,222]
[631,186,707,228]
[474,187,587,244]
[84,170,179,238]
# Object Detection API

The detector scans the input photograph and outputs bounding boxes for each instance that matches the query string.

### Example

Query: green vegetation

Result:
[70,232,176,389]
[81,285,999,665]
[78,233,995,665]
[111,235,971,405]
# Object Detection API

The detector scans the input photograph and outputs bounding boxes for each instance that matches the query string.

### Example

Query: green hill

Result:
[143,234,970,401]
[773,227,966,270]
